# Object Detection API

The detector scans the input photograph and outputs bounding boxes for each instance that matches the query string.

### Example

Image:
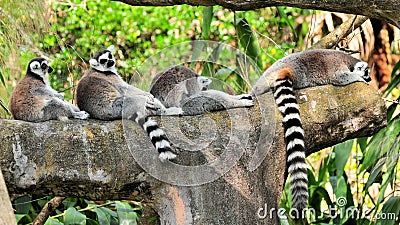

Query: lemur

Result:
[76,45,182,161]
[10,57,89,122]
[149,66,254,116]
[251,49,371,215]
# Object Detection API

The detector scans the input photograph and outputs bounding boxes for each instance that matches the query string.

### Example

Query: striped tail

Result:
[273,78,308,217]
[130,113,177,161]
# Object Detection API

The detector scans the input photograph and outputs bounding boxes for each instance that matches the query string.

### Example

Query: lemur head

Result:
[89,45,118,74]
[197,76,212,91]
[27,57,53,83]
[349,61,371,83]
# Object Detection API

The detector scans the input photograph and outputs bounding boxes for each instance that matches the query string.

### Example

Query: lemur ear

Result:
[47,66,54,74]
[107,45,115,53]
[89,59,99,67]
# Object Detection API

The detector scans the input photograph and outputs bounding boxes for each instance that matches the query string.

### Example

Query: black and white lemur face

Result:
[28,57,53,82]
[89,45,117,74]
[350,61,371,83]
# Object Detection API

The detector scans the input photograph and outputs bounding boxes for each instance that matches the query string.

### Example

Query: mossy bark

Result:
[0,83,386,224]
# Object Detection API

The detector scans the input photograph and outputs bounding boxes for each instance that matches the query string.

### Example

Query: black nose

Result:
[364,76,371,82]
[107,60,115,67]
[100,59,107,64]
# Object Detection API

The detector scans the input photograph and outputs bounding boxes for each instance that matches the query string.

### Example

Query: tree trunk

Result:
[0,83,386,224]
[113,0,400,28]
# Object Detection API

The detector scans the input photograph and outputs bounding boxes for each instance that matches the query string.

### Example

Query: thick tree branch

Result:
[32,197,66,225]
[113,0,400,28]
[309,15,369,50]
[1,83,386,224]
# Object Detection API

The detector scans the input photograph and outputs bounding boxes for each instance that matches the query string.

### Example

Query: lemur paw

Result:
[159,151,177,161]
[164,107,184,116]
[237,94,254,107]
[74,111,90,120]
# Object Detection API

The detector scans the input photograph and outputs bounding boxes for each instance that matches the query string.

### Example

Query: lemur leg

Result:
[201,90,254,108]
[43,98,89,120]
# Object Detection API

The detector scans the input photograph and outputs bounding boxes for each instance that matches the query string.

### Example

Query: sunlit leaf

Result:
[361,117,400,172]
[334,140,353,178]
[115,201,139,225]
[44,218,64,225]
[201,6,213,40]
[234,17,263,69]
[64,207,86,225]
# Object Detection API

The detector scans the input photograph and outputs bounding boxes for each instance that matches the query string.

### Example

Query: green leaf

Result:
[387,96,399,122]
[334,140,353,178]
[14,196,31,214]
[357,137,368,153]
[94,207,110,225]
[234,18,263,69]
[15,214,27,223]
[64,207,86,225]
[365,157,386,190]
[45,218,64,225]
[276,7,297,39]
[201,6,213,40]
[361,117,400,172]
[63,198,78,209]
[115,201,139,225]
[376,196,400,225]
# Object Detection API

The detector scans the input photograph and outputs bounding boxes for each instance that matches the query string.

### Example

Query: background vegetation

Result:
[0,0,399,224]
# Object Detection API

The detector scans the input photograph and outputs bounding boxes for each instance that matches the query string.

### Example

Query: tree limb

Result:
[32,197,66,225]
[0,83,386,224]
[309,15,369,50]
[113,0,400,28]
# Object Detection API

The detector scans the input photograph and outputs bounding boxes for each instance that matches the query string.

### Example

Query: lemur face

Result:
[350,61,371,83]
[89,45,117,73]
[197,76,212,91]
[28,57,53,81]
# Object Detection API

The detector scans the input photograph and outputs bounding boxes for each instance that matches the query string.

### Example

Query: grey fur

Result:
[149,66,254,116]
[10,57,89,122]
[251,49,371,96]
[76,46,180,160]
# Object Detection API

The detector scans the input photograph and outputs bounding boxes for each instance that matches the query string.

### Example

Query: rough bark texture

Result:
[0,83,386,224]
[0,170,16,225]
[113,0,400,28]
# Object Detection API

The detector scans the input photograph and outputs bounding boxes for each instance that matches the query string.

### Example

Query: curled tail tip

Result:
[159,151,177,161]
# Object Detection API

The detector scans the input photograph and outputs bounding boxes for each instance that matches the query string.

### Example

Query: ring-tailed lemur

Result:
[10,57,89,122]
[149,66,254,116]
[251,49,371,216]
[76,45,182,161]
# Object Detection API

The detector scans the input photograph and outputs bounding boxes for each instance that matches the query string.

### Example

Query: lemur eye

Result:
[41,63,48,70]
[99,59,107,64]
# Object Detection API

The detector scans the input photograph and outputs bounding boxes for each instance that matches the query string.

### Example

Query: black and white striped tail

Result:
[273,78,308,217]
[130,113,177,161]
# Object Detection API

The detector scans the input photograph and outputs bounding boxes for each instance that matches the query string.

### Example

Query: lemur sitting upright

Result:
[251,49,371,216]
[76,45,182,161]
[149,66,254,116]
[10,57,89,122]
